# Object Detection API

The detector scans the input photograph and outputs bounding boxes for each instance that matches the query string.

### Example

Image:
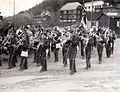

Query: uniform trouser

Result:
[14,50,18,63]
[85,48,91,68]
[0,58,2,66]
[33,51,37,63]
[111,42,114,54]
[81,42,85,57]
[47,48,51,58]
[20,57,28,69]
[8,53,16,68]
[54,48,59,62]
[41,51,47,71]
[36,52,42,65]
[36,54,41,65]
[41,58,47,71]
[105,43,111,57]
[62,47,68,66]
[69,47,77,73]
[97,45,103,63]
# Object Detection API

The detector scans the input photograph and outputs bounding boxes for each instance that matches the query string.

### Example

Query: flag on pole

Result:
[81,16,87,30]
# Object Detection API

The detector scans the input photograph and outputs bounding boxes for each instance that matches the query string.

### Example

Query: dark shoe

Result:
[63,64,67,67]
[54,60,58,62]
[86,67,89,70]
[40,69,46,72]
[98,62,101,64]
[8,67,12,69]
[36,64,40,67]
[19,68,24,71]
[88,65,91,68]
[24,67,28,69]
[70,72,74,75]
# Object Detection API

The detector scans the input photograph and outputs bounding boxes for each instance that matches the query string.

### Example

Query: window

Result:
[61,11,64,15]
[69,15,76,19]
[117,21,120,27]
[63,15,67,19]
[64,11,67,14]
[69,10,74,14]
[78,10,80,14]
[92,21,97,26]
[60,16,62,18]
[74,10,77,14]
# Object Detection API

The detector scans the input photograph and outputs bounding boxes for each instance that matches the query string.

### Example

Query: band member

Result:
[110,31,117,55]
[85,34,94,69]
[41,33,50,71]
[0,36,2,66]
[104,30,111,58]
[33,27,42,63]
[36,33,49,72]
[19,27,29,70]
[68,32,80,75]
[80,34,86,58]
[46,30,51,59]
[62,37,71,67]
[105,39,111,58]
[5,26,17,69]
[96,33,104,64]
[51,27,61,62]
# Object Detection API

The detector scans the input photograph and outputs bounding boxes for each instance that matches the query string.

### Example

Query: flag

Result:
[81,16,87,30]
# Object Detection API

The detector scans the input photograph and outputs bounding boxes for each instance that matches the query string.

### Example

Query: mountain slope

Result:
[5,0,120,28]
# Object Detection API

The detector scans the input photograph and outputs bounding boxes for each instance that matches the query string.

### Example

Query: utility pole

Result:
[83,0,84,6]
[91,0,93,28]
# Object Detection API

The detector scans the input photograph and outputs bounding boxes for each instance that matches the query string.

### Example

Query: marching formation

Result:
[0,24,117,75]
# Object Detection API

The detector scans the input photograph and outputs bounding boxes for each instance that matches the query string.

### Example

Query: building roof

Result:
[86,12,103,21]
[41,11,50,17]
[105,13,120,18]
[60,2,82,11]
[86,11,120,21]
[84,1,104,7]
[33,10,51,18]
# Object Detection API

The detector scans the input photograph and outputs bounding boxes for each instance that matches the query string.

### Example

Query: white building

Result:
[84,1,106,12]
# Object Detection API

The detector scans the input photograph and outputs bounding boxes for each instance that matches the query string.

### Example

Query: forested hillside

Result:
[5,0,120,28]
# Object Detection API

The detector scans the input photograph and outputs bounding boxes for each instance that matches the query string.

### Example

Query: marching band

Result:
[0,24,117,75]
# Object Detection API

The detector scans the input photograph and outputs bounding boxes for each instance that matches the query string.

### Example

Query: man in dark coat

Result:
[37,33,49,72]
[68,34,80,75]
[7,34,17,69]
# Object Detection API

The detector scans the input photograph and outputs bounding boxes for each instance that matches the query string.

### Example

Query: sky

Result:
[0,0,43,17]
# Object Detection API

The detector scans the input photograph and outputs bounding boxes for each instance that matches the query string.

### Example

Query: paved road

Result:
[0,39,120,92]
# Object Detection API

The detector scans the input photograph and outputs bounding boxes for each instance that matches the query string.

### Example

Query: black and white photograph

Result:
[0,0,120,92]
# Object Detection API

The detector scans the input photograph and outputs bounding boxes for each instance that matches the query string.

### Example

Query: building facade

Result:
[32,11,51,27]
[86,12,102,29]
[84,1,109,12]
[59,2,83,25]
